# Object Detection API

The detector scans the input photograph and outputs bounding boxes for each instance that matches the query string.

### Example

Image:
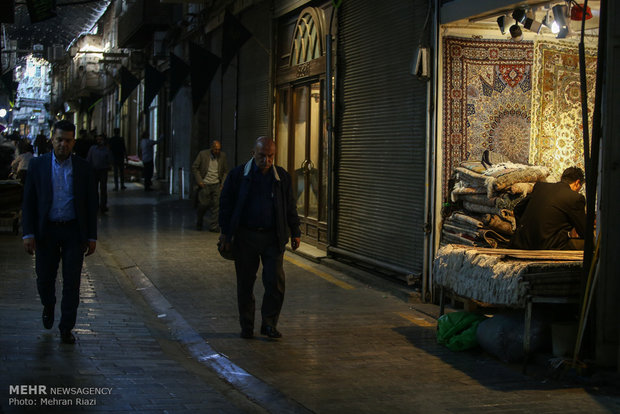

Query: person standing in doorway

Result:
[108,128,127,191]
[191,140,228,231]
[219,137,301,339]
[87,134,112,214]
[21,120,98,344]
[139,131,158,191]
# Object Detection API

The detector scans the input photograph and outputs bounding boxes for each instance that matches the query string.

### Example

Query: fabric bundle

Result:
[441,159,549,248]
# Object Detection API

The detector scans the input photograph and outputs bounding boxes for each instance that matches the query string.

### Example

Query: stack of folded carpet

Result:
[441,161,550,248]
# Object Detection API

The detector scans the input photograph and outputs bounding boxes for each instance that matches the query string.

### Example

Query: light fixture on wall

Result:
[522,9,542,33]
[552,4,570,38]
[497,16,506,35]
[512,8,527,24]
[509,24,523,41]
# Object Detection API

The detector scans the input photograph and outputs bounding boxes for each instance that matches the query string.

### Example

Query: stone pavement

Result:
[1,183,619,413]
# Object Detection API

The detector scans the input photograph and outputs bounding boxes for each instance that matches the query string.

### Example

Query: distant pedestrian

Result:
[108,128,127,191]
[73,129,95,159]
[21,120,98,344]
[219,136,301,339]
[139,131,158,191]
[10,141,34,184]
[87,134,112,213]
[191,140,228,231]
[34,132,50,156]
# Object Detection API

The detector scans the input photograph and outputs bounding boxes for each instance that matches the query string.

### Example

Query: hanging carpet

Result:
[529,39,598,182]
[442,37,533,198]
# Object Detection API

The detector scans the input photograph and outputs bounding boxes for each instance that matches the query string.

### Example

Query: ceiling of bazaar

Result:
[3,1,111,51]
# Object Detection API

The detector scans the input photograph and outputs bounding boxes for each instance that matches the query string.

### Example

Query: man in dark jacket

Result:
[22,120,98,344]
[108,128,127,191]
[511,167,586,250]
[219,137,301,339]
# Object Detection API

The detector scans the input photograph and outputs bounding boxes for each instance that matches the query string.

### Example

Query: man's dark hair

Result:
[53,120,76,135]
[561,166,585,184]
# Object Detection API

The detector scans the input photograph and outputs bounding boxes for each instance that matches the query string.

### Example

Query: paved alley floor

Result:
[1,183,619,413]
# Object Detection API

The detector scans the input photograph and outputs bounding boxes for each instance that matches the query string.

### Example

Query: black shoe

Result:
[42,306,54,329]
[240,328,254,339]
[60,330,75,344]
[121,186,127,190]
[208,227,220,233]
[113,187,118,191]
[196,223,203,231]
[260,325,282,338]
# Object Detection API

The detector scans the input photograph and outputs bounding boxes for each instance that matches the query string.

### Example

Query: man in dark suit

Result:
[511,167,586,250]
[22,120,98,344]
[219,137,300,339]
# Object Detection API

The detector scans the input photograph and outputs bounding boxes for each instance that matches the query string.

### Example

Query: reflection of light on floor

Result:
[285,256,355,290]
[397,312,436,327]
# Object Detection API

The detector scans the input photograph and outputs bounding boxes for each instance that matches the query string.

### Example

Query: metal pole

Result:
[169,166,173,195]
[326,6,336,250]
[178,167,183,199]
[326,34,333,248]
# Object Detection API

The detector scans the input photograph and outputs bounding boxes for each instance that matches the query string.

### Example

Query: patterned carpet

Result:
[529,40,598,182]
[442,37,534,198]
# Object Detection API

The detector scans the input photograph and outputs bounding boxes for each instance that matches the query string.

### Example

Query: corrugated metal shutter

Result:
[335,0,427,276]
[237,3,271,162]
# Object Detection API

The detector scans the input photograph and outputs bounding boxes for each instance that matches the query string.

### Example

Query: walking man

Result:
[191,140,228,231]
[22,120,98,344]
[108,128,127,191]
[139,131,158,191]
[87,134,112,213]
[219,137,301,339]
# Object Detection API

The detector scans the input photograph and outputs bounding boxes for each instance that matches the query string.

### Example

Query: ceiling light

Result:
[552,4,570,38]
[542,10,554,30]
[512,9,527,24]
[509,24,523,41]
[497,16,506,35]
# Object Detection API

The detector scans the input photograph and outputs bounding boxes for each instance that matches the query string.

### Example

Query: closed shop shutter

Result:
[237,3,271,164]
[335,0,427,277]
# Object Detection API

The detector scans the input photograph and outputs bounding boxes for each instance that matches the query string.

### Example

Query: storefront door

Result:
[275,81,327,248]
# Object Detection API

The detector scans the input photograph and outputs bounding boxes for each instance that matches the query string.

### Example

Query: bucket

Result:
[551,322,578,357]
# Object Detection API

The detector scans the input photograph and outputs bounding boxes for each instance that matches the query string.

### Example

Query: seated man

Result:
[511,167,586,250]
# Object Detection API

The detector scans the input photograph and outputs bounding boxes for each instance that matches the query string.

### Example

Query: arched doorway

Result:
[275,7,329,249]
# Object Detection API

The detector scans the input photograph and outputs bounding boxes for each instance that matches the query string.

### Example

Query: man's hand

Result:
[23,238,35,255]
[219,234,232,252]
[198,181,206,189]
[291,237,300,251]
[84,241,97,256]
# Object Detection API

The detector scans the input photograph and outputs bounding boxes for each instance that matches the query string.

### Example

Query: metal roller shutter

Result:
[335,0,427,278]
[237,4,271,163]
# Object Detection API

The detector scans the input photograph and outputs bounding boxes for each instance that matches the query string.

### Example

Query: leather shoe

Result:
[60,330,75,344]
[260,325,282,338]
[240,328,254,339]
[42,306,54,329]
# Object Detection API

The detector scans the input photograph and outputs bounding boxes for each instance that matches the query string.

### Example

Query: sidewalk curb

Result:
[102,245,313,414]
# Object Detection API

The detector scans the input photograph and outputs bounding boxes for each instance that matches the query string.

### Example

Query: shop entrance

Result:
[274,6,330,249]
[275,80,327,248]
